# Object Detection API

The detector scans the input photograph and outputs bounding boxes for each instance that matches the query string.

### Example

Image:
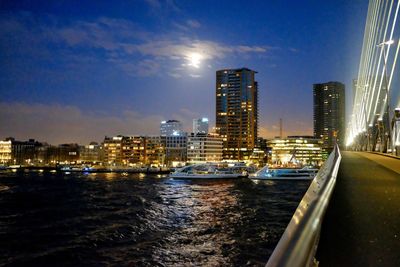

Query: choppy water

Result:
[0,171,310,267]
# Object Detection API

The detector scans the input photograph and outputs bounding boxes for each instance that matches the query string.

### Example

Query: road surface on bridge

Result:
[316,151,400,266]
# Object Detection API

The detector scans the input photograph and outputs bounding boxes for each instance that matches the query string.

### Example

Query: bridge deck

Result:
[316,151,400,266]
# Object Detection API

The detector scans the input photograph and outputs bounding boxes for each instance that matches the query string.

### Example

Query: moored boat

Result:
[169,164,248,179]
[250,166,318,180]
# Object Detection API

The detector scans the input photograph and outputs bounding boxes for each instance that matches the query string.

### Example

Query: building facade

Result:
[187,133,223,163]
[57,143,80,163]
[121,136,146,166]
[216,68,258,160]
[193,118,209,134]
[79,142,102,163]
[144,136,165,166]
[160,120,184,136]
[313,81,345,150]
[0,140,12,164]
[268,136,324,166]
[103,136,123,165]
[162,134,188,166]
[103,135,165,166]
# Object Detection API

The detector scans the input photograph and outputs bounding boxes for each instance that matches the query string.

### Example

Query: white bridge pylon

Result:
[347,0,400,154]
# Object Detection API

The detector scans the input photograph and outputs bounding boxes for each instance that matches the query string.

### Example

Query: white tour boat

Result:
[250,166,318,180]
[169,164,248,179]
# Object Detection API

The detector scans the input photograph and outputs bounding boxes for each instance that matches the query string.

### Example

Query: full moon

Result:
[187,53,202,68]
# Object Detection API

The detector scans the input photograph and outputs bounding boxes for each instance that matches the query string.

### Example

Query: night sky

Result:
[0,0,369,144]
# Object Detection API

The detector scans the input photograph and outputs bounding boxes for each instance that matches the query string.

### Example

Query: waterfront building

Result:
[162,134,188,166]
[103,136,123,165]
[79,142,101,163]
[144,136,165,166]
[216,68,258,160]
[57,143,80,163]
[313,81,345,151]
[187,133,223,163]
[103,135,165,166]
[35,143,58,165]
[193,118,209,134]
[248,137,271,166]
[160,120,184,136]
[0,138,45,165]
[121,136,146,166]
[0,140,12,164]
[267,136,324,166]
[249,147,267,166]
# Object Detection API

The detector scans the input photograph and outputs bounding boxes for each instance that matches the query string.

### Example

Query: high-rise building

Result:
[193,118,209,134]
[313,81,345,150]
[216,68,258,160]
[160,120,184,136]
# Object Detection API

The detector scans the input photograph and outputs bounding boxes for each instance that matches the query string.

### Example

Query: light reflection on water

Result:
[0,172,309,266]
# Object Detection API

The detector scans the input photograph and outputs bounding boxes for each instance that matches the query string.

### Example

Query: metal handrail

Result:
[266,144,342,267]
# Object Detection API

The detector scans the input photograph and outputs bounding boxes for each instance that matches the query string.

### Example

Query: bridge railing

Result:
[265,144,342,267]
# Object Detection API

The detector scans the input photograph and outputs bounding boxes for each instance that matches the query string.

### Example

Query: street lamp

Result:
[377,39,394,153]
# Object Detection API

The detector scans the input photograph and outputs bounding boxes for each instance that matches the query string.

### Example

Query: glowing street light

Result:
[377,39,394,47]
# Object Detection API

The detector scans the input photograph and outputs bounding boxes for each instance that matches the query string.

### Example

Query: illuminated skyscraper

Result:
[313,81,345,150]
[216,68,258,160]
[193,118,209,134]
[160,120,183,136]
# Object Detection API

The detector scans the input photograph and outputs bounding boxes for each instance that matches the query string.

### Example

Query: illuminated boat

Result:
[169,164,248,179]
[250,166,318,180]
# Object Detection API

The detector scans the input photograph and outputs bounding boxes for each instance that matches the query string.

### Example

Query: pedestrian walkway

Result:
[316,151,400,266]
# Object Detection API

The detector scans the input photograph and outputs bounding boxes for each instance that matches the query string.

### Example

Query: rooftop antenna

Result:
[280,118,283,139]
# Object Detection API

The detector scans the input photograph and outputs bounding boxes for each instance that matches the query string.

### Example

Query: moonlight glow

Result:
[187,53,203,68]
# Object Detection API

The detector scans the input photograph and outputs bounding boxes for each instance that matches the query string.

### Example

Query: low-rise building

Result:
[187,133,223,163]
[162,134,188,166]
[103,136,123,165]
[79,142,101,163]
[121,136,146,166]
[102,135,166,166]
[0,140,12,164]
[144,136,165,166]
[58,143,80,163]
[268,136,324,166]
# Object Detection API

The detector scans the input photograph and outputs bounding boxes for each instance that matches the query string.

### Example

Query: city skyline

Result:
[0,0,369,144]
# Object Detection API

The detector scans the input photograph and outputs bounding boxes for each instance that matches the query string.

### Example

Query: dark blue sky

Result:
[0,0,369,144]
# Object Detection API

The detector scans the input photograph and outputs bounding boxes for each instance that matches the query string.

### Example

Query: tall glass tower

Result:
[313,81,345,151]
[216,68,258,160]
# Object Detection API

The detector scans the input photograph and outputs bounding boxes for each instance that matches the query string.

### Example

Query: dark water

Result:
[0,171,310,267]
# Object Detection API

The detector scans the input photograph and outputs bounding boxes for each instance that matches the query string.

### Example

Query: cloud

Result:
[144,0,162,9]
[0,102,164,144]
[236,45,267,53]
[186,19,201,28]
[0,12,271,78]
[168,72,182,78]
[114,59,160,76]
[0,102,213,144]
[144,0,180,13]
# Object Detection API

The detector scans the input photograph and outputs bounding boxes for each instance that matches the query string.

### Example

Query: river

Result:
[0,171,309,266]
